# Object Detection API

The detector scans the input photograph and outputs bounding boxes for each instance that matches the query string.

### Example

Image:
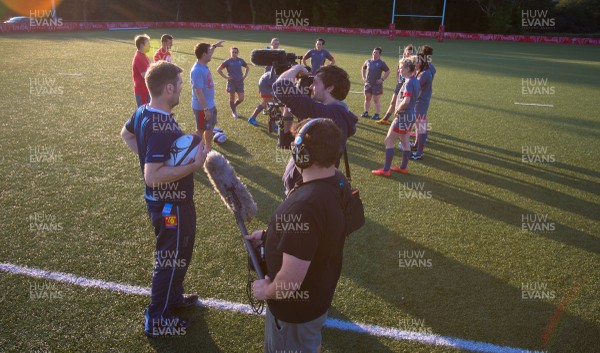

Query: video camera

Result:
[250,49,315,87]
[251,49,303,76]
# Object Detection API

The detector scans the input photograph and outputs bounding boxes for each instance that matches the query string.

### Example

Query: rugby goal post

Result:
[389,0,447,42]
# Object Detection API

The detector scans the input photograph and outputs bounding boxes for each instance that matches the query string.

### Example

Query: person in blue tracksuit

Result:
[121,61,208,338]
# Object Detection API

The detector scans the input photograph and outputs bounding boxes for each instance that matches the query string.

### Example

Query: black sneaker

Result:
[144,310,190,338]
[172,294,199,309]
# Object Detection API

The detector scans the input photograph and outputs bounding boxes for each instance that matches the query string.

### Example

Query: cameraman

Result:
[247,118,352,353]
[273,64,358,193]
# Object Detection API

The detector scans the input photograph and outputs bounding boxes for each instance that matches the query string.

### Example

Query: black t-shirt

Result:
[265,171,349,323]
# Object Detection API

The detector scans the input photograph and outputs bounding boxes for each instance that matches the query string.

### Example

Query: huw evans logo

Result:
[398,250,432,268]
[521,213,555,232]
[521,146,555,163]
[398,317,433,335]
[521,282,556,300]
[273,79,311,97]
[149,317,187,336]
[521,10,555,30]
[399,182,432,199]
[275,213,310,233]
[521,78,555,95]
[151,182,187,201]
[154,250,187,269]
[29,212,63,232]
[29,146,63,163]
[29,281,64,300]
[275,10,309,26]
[30,77,64,95]
[275,146,292,164]
[275,282,310,301]
[29,10,63,27]
[151,114,181,133]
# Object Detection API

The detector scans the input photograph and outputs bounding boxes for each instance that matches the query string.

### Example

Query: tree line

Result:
[3,0,597,35]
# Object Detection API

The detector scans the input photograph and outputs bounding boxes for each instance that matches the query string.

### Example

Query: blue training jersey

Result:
[220,57,247,82]
[428,63,436,79]
[191,62,215,110]
[415,69,433,115]
[303,49,333,74]
[125,105,194,204]
[395,76,420,115]
[363,59,389,85]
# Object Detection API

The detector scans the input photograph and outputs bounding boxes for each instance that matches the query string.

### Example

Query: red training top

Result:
[132,51,150,95]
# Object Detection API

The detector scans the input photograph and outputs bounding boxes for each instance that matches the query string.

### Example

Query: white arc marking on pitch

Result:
[0,263,529,353]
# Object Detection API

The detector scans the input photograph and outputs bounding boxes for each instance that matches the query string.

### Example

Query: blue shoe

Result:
[144,310,190,338]
[247,118,259,127]
[361,111,369,118]
[410,152,423,160]
[371,114,380,120]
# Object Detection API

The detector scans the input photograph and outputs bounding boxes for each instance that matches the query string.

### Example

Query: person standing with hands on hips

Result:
[361,47,390,121]
[302,38,335,75]
[191,40,225,151]
[217,47,249,119]
[247,118,353,353]
[120,61,208,338]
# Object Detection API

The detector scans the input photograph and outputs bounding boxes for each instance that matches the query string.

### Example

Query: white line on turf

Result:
[0,262,529,353]
[514,102,554,107]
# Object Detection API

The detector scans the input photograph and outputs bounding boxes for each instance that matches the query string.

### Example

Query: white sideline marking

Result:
[0,262,530,353]
[514,102,554,107]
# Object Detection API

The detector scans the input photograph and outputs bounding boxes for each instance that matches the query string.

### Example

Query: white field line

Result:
[514,102,554,107]
[0,262,530,353]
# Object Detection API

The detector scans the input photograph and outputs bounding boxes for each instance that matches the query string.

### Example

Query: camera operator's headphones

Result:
[292,118,327,169]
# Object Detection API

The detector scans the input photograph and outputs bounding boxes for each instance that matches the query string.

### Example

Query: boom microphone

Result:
[204,151,264,279]
[250,49,287,66]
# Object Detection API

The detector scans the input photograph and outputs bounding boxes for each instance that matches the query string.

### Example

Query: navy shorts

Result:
[226,80,244,93]
[364,83,383,96]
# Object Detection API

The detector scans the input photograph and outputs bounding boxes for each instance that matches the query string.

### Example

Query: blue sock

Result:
[417,133,427,155]
[250,104,263,120]
[383,148,394,171]
[400,151,411,169]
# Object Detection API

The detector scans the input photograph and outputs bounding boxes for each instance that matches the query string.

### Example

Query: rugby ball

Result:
[166,134,201,166]
[213,131,227,144]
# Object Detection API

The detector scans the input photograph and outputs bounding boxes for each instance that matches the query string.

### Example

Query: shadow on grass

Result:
[343,217,598,353]
[427,133,600,220]
[147,307,222,353]
[435,96,600,139]
[432,131,600,182]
